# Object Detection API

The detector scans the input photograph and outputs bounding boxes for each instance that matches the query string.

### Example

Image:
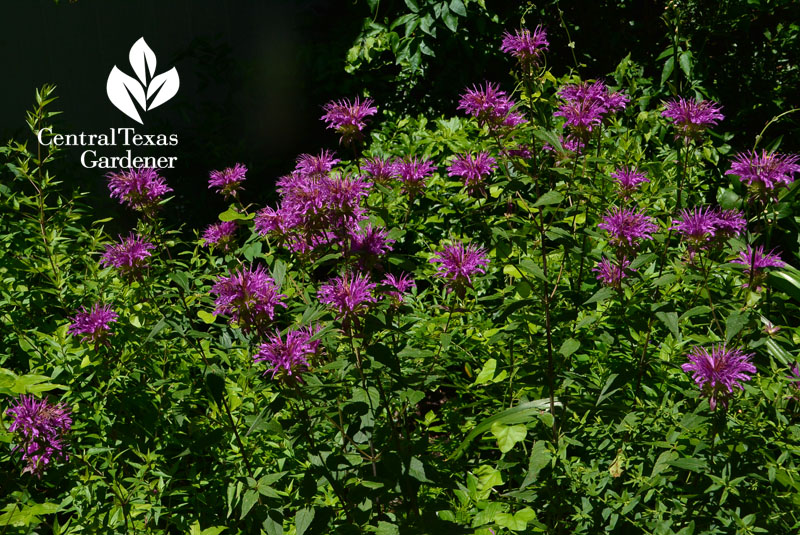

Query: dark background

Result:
[2,0,798,232]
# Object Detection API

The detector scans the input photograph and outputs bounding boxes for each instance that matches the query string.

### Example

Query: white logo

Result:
[107,37,180,124]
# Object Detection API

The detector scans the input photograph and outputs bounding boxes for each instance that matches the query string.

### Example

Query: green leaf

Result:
[533,190,563,207]
[198,310,217,324]
[409,457,432,482]
[449,0,467,16]
[240,490,258,520]
[474,358,497,386]
[769,268,800,302]
[656,311,679,339]
[584,287,614,305]
[491,422,527,453]
[295,507,315,535]
[725,310,749,342]
[559,338,580,358]
[660,56,674,86]
[651,450,678,477]
[271,260,286,289]
[218,207,254,222]
[450,398,556,460]
[679,51,692,78]
[520,441,551,488]
[375,521,401,535]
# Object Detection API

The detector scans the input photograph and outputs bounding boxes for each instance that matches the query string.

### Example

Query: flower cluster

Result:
[254,326,322,380]
[394,156,438,198]
[210,265,286,333]
[360,156,398,184]
[106,167,172,213]
[348,224,395,269]
[208,163,247,199]
[554,80,628,136]
[672,206,746,256]
[593,257,632,290]
[611,166,649,197]
[448,152,497,194]
[682,345,756,410]
[725,150,800,198]
[458,82,526,129]
[597,207,658,251]
[382,272,416,305]
[254,151,373,255]
[6,395,72,477]
[201,221,238,251]
[100,233,156,278]
[68,303,118,344]
[321,96,378,145]
[430,241,490,295]
[318,271,377,320]
[661,97,724,140]
[500,26,549,70]
[731,245,785,290]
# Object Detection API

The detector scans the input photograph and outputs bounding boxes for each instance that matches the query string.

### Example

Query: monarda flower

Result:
[429,241,490,294]
[68,303,118,345]
[611,166,649,197]
[254,326,322,380]
[725,150,800,199]
[592,257,632,290]
[100,233,155,278]
[681,345,756,410]
[554,80,628,136]
[321,96,378,145]
[382,272,416,304]
[394,156,437,198]
[106,167,172,213]
[672,206,746,258]
[208,163,247,199]
[318,272,377,320]
[201,221,237,251]
[295,150,341,178]
[6,395,72,477]
[360,155,398,184]
[661,97,724,140]
[597,207,658,250]
[210,265,286,334]
[731,245,785,290]
[448,152,497,193]
[347,224,394,259]
[500,26,549,70]
[457,82,526,129]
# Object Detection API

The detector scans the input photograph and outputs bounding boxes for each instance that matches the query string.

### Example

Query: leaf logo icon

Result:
[107,38,180,124]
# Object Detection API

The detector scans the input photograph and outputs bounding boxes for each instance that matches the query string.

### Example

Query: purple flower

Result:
[321,97,378,145]
[429,242,490,292]
[662,97,724,140]
[682,345,756,410]
[348,224,394,258]
[361,156,398,184]
[318,272,377,319]
[611,166,649,196]
[100,233,155,278]
[254,326,322,379]
[597,207,658,250]
[457,82,526,129]
[382,272,416,304]
[202,221,237,251]
[295,150,341,178]
[712,208,747,239]
[725,150,800,197]
[208,163,247,199]
[6,395,72,477]
[672,207,719,246]
[106,167,172,212]
[592,257,632,290]
[394,156,437,198]
[731,245,785,289]
[554,81,628,135]
[500,26,549,69]
[68,303,118,344]
[210,265,286,333]
[448,152,497,193]
[788,364,800,393]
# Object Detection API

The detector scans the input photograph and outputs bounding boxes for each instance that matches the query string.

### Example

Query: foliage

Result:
[3,18,800,535]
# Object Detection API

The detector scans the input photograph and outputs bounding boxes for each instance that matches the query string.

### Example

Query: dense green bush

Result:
[2,16,800,535]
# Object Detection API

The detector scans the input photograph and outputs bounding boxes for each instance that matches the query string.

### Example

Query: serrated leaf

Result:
[725,310,749,342]
[656,311,679,339]
[295,507,315,535]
